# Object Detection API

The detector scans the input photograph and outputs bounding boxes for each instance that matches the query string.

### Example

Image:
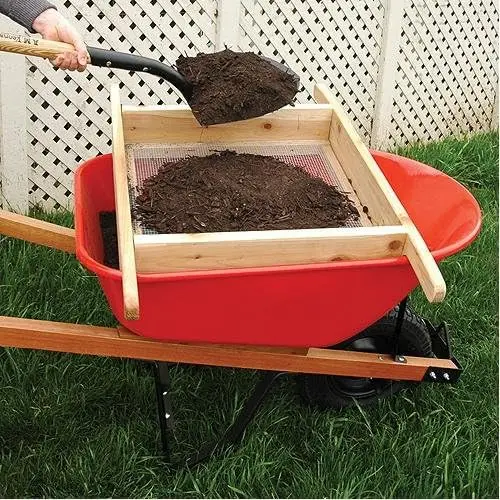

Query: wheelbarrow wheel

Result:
[297,306,433,410]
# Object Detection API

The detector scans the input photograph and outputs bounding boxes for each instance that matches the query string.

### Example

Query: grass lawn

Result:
[0,131,498,498]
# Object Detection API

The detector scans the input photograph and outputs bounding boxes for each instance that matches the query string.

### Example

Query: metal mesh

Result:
[126,142,366,234]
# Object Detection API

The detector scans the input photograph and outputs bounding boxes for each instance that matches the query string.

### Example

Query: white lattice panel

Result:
[389,0,499,146]
[26,0,217,209]
[1,0,498,211]
[238,0,384,142]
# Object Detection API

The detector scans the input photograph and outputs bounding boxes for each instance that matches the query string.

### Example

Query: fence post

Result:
[370,0,405,150]
[216,0,241,51]
[0,17,29,213]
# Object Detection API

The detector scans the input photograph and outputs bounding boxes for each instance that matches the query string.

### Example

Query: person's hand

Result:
[32,8,88,71]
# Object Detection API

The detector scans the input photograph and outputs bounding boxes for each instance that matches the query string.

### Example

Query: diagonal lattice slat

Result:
[390,0,498,146]
[238,0,384,142]
[26,0,217,209]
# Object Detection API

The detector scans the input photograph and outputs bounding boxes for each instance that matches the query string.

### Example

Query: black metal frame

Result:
[390,296,462,382]
[392,296,409,363]
[152,363,287,467]
[422,320,463,383]
[153,361,174,458]
[150,297,462,466]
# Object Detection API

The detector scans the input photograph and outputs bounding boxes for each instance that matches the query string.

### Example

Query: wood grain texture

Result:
[0,33,83,59]
[0,316,458,381]
[133,226,407,273]
[0,209,75,253]
[314,83,446,303]
[110,84,140,320]
[404,227,447,302]
[314,84,403,226]
[121,105,333,144]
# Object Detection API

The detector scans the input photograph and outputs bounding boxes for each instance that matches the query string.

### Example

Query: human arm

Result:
[0,1,87,71]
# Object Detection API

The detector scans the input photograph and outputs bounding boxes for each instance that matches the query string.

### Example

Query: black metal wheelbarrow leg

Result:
[153,362,175,461]
[152,362,286,467]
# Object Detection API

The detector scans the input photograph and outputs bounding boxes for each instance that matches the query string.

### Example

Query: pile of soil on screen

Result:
[175,49,299,126]
[134,150,359,233]
[99,151,359,269]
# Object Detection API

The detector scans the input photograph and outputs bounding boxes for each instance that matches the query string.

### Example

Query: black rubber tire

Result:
[297,305,433,410]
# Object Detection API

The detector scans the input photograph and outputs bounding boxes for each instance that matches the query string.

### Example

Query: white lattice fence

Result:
[0,0,498,212]
[238,0,384,142]
[389,0,498,146]
[24,0,217,210]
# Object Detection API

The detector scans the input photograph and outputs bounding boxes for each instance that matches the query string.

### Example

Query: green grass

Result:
[0,131,498,498]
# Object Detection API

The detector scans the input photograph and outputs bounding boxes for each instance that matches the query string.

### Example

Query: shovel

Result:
[0,32,300,124]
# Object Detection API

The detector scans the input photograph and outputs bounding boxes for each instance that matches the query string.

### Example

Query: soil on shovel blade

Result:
[176,49,298,126]
[99,151,359,269]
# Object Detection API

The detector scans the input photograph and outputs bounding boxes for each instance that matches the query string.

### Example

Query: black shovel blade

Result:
[87,47,300,125]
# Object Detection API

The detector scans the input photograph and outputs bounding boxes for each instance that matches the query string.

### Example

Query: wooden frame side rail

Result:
[313,84,446,303]
[121,104,334,144]
[0,316,458,382]
[110,84,140,320]
[133,226,407,273]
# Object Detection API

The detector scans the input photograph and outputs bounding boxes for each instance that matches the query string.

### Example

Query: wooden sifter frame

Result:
[109,83,446,320]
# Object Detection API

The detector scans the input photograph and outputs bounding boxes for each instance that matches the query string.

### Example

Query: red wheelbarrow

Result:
[0,84,481,465]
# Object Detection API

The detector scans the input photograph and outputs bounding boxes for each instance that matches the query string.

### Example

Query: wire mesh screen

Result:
[126,142,366,234]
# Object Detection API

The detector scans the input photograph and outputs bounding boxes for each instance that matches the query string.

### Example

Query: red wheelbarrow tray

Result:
[73,148,481,348]
[0,137,482,466]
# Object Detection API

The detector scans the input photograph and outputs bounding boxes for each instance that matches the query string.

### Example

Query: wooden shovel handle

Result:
[0,32,87,60]
[0,32,193,98]
[0,209,75,253]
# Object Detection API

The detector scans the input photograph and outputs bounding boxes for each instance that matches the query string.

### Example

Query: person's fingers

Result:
[57,46,83,72]
[51,54,64,69]
[57,54,71,70]
[37,16,88,72]
[68,52,78,70]
[73,37,88,70]
[58,23,88,71]
[67,51,79,71]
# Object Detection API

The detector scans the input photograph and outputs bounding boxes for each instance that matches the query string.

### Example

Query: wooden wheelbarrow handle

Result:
[0,209,75,253]
[0,208,139,321]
